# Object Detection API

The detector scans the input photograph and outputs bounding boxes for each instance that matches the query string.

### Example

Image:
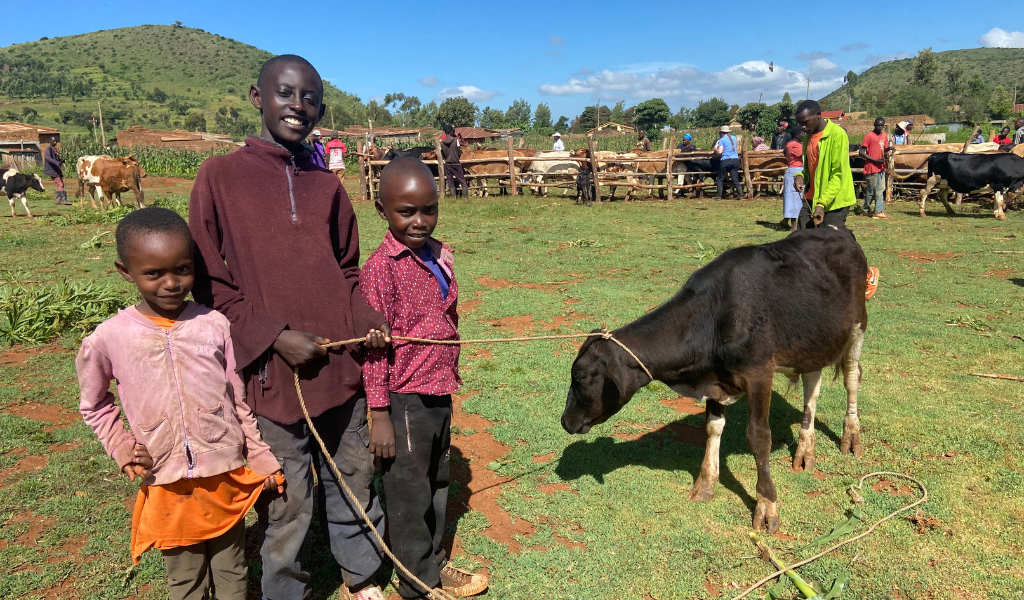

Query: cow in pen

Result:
[919,152,1024,220]
[561,227,868,532]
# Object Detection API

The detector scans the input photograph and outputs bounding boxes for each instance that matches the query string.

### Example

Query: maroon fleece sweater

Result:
[189,136,384,425]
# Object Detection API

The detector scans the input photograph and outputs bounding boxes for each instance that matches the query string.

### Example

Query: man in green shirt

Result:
[793,100,856,229]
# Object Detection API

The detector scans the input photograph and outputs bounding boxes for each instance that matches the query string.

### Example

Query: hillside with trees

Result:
[822,47,1024,124]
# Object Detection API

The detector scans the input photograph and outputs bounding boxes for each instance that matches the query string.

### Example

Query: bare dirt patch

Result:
[0,343,67,366]
[137,176,194,196]
[773,532,798,541]
[488,315,535,336]
[0,454,48,488]
[476,276,581,292]
[3,403,81,432]
[612,421,651,442]
[872,479,914,495]
[898,250,957,263]
[544,314,586,331]
[811,471,844,481]
[468,348,493,360]
[552,532,586,551]
[906,510,944,534]
[49,441,80,453]
[7,511,58,546]
[537,483,577,495]
[661,396,705,416]
[47,534,91,563]
[982,268,1018,278]
[805,491,822,498]
[704,580,722,597]
[531,452,556,464]
[460,299,483,313]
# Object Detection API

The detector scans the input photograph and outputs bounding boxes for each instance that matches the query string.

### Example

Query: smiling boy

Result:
[360,157,488,599]
[189,55,390,600]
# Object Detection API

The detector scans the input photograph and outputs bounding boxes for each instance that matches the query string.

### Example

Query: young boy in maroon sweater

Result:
[360,158,488,599]
[189,55,391,600]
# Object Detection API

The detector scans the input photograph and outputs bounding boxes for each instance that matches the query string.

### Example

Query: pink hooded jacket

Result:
[77,302,280,485]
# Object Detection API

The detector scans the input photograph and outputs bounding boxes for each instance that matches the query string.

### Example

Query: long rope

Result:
[731,471,928,600]
[293,329,649,599]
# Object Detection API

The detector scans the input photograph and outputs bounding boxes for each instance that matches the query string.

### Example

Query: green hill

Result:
[0,25,368,139]
[821,47,1024,118]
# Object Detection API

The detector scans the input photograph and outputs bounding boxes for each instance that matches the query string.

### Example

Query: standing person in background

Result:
[770,120,792,150]
[781,130,804,230]
[308,129,327,169]
[859,117,889,219]
[326,135,348,184]
[637,129,651,152]
[44,141,70,205]
[440,124,466,198]
[892,121,911,145]
[1013,118,1024,145]
[996,126,1014,146]
[552,132,565,151]
[713,125,743,199]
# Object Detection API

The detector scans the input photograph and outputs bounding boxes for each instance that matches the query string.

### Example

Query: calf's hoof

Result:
[918,209,927,217]
[840,416,863,457]
[752,496,780,533]
[792,430,816,473]
[688,479,716,503]
[995,212,1007,221]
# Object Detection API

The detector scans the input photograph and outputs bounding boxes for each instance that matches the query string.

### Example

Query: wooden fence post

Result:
[435,138,446,197]
[740,136,753,198]
[666,135,675,200]
[587,134,600,202]
[506,136,518,196]
[358,141,367,202]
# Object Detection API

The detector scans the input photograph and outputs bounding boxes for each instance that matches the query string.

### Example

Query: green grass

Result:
[1,187,1023,599]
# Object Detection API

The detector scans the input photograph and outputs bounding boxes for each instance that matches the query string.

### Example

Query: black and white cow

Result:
[3,171,44,218]
[920,152,1024,220]
[561,226,868,533]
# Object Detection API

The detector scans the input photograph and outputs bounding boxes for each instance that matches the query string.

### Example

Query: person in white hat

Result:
[552,132,565,151]
[307,129,327,168]
[892,121,911,146]
[713,125,743,198]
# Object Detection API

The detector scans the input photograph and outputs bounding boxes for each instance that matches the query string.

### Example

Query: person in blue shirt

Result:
[713,125,743,199]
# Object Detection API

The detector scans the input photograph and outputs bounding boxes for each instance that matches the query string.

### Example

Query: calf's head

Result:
[31,174,45,192]
[562,331,648,434]
[120,155,146,178]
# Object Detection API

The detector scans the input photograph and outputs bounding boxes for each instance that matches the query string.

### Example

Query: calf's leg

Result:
[689,399,725,503]
[747,379,780,532]
[19,194,32,218]
[792,370,822,472]
[919,174,939,217]
[840,325,865,457]
[938,187,956,216]
[8,195,15,218]
[994,191,1006,221]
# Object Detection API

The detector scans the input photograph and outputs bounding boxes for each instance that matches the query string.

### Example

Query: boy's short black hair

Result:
[796,100,821,115]
[257,54,323,95]
[115,207,193,264]
[379,156,436,206]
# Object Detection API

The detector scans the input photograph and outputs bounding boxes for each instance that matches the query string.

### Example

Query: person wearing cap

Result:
[552,132,565,151]
[770,120,792,150]
[892,121,911,146]
[307,129,327,169]
[713,125,743,199]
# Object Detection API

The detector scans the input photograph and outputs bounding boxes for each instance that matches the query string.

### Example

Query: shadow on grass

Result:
[554,391,839,511]
[1010,278,1024,288]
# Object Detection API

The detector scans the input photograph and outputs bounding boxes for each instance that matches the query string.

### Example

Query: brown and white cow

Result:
[460,149,535,196]
[76,155,146,210]
[524,151,579,196]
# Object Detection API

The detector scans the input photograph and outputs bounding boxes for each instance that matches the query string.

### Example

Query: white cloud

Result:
[796,51,831,60]
[538,60,844,106]
[978,27,1024,48]
[546,50,564,57]
[549,35,565,46]
[418,76,439,87]
[864,51,911,66]
[437,85,503,102]
[840,42,869,51]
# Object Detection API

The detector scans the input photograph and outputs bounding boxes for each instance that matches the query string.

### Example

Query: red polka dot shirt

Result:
[359,230,461,408]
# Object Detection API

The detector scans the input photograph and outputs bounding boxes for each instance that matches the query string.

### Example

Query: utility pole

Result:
[97,100,106,147]
[330,105,335,133]
[806,78,811,100]
[596,97,600,128]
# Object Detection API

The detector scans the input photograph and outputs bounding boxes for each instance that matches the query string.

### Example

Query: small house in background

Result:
[454,127,503,146]
[821,110,846,120]
[587,122,635,136]
[0,122,60,169]
[116,126,240,151]
[334,126,424,145]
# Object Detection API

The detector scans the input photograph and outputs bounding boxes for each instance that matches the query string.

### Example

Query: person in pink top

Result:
[781,131,804,230]
[359,157,488,599]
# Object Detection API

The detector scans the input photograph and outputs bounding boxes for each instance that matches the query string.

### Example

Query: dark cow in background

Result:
[920,152,1024,220]
[383,146,439,177]
[4,170,45,217]
[561,227,868,532]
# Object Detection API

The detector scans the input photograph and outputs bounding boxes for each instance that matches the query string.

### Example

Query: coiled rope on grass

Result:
[294,329,649,600]
[731,471,928,600]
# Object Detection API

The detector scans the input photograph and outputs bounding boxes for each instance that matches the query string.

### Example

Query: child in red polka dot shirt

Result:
[359,157,488,599]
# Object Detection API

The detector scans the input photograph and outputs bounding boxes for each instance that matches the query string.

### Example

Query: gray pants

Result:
[256,397,384,600]
[162,519,247,600]
[863,172,885,214]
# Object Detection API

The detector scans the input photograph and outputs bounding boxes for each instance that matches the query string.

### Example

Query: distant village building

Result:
[0,122,60,169]
[586,122,635,136]
[116,126,240,151]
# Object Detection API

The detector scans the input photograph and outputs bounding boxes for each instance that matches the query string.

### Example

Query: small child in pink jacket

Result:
[77,207,284,600]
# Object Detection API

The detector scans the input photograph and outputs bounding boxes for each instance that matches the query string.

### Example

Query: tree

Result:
[533,103,552,129]
[435,97,477,128]
[989,85,1013,119]
[478,106,505,129]
[844,70,859,109]
[967,72,988,99]
[573,105,612,132]
[554,115,569,131]
[504,99,531,128]
[736,102,768,132]
[912,48,938,86]
[366,99,393,126]
[20,107,38,124]
[609,101,626,124]
[945,57,966,98]
[183,111,206,132]
[622,106,636,127]
[779,92,794,122]
[148,87,167,103]
[692,97,730,128]
[671,106,694,129]
[632,98,671,134]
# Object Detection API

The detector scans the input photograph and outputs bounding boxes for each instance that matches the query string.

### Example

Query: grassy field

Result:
[1,185,1023,600]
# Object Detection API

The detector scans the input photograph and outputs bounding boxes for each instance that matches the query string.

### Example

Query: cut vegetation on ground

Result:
[1,188,1023,599]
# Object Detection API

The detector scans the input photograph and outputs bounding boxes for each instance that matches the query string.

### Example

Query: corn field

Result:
[60,134,231,179]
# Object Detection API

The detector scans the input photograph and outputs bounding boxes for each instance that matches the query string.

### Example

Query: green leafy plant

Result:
[0,279,130,345]
[79,231,111,249]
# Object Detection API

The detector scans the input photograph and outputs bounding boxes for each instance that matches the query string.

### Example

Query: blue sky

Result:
[4,1,1023,120]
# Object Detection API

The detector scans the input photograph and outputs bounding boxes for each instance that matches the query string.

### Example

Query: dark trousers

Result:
[798,205,850,230]
[161,520,247,600]
[444,164,467,197]
[716,158,743,198]
[255,398,384,600]
[381,393,452,599]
